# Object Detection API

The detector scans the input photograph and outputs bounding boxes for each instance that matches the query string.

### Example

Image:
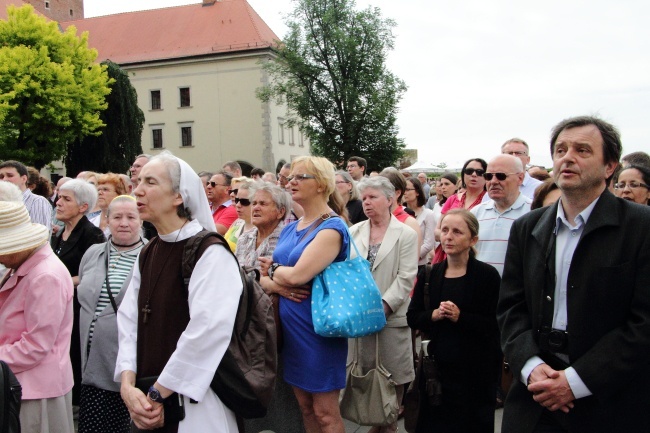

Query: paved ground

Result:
[76,406,504,432]
[343,408,503,432]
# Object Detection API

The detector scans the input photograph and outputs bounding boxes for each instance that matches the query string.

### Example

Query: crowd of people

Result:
[1,114,650,433]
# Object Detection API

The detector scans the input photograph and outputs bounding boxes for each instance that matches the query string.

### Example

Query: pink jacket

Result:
[0,244,74,399]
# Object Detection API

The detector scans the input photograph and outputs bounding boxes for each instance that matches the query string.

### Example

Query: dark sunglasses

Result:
[209,181,228,188]
[235,197,251,206]
[464,168,485,176]
[483,172,517,181]
[228,189,238,195]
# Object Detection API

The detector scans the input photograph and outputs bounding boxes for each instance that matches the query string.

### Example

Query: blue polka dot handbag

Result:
[312,231,386,338]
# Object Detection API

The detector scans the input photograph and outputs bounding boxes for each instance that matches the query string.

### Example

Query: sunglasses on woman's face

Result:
[464,168,485,176]
[228,189,238,195]
[235,197,251,206]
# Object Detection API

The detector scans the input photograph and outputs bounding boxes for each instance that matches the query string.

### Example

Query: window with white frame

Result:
[179,87,191,108]
[179,122,193,147]
[151,128,163,149]
[150,90,162,110]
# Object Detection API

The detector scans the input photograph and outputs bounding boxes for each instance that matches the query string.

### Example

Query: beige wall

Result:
[124,51,309,174]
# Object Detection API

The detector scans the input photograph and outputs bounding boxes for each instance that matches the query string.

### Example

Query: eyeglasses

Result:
[235,197,251,206]
[346,164,359,169]
[228,189,238,195]
[504,151,527,156]
[483,172,518,181]
[209,181,228,188]
[286,174,316,182]
[614,181,649,190]
[464,168,485,176]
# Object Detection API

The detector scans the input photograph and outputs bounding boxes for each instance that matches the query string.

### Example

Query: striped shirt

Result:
[22,188,52,228]
[471,193,531,276]
[88,244,140,346]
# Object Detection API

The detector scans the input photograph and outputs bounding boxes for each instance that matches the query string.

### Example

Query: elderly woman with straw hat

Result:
[0,201,75,433]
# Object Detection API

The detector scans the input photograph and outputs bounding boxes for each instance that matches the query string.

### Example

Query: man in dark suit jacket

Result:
[497,115,650,432]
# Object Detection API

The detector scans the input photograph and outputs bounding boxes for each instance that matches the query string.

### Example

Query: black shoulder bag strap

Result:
[104,241,118,314]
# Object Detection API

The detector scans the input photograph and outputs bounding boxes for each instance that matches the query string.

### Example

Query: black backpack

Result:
[0,360,21,433]
[181,230,278,418]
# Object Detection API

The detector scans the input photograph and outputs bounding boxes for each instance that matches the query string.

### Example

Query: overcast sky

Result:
[84,0,650,169]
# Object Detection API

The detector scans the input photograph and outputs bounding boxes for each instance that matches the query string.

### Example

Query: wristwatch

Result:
[148,386,166,403]
[268,263,282,280]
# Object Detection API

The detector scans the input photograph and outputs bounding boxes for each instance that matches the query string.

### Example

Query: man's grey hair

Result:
[357,176,395,201]
[249,181,292,215]
[223,161,242,173]
[489,154,524,173]
[135,154,152,161]
[0,181,23,202]
[501,138,530,152]
[59,179,98,215]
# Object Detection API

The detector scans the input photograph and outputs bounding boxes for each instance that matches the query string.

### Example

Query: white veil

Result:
[177,157,217,232]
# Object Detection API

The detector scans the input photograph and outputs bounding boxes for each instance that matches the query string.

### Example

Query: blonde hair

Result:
[291,156,336,198]
[291,156,348,223]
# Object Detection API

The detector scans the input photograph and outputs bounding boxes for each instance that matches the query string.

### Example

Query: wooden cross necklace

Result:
[142,220,187,324]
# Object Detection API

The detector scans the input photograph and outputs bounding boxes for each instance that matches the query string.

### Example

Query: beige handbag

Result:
[339,335,400,426]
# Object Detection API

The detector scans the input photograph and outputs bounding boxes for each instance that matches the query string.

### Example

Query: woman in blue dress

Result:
[259,156,349,433]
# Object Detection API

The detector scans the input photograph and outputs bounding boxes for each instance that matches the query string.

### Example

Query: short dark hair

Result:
[348,156,367,170]
[621,151,650,169]
[550,116,622,167]
[215,170,233,186]
[197,171,213,179]
[460,158,488,189]
[0,160,28,177]
[406,177,426,207]
[618,165,650,205]
[250,168,265,177]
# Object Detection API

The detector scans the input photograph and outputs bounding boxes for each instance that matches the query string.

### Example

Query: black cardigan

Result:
[407,256,501,363]
[51,215,105,277]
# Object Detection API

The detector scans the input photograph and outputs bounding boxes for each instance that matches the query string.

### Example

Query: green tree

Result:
[257,0,406,170]
[65,61,144,175]
[0,5,111,169]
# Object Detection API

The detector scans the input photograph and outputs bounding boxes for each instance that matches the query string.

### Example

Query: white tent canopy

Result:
[402,160,445,173]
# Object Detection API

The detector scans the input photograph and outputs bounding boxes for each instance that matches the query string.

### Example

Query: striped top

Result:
[88,243,142,346]
[471,193,532,276]
[22,188,52,229]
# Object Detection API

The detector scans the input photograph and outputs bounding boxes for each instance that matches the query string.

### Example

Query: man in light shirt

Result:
[472,155,531,276]
[497,116,650,432]
[501,138,543,200]
[0,160,52,228]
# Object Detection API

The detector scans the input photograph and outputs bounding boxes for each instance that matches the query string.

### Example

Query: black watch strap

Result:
[148,386,165,403]
[269,263,281,280]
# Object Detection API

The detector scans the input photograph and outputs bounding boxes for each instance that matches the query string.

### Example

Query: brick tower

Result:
[22,0,83,22]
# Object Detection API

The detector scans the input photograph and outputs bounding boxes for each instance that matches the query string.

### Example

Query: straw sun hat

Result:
[0,201,49,255]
